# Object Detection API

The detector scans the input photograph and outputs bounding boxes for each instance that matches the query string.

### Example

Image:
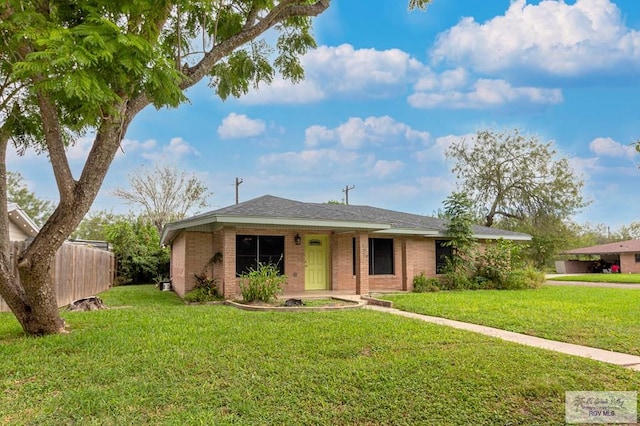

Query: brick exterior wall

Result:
[172,231,214,297]
[332,234,356,291]
[620,253,640,273]
[170,232,186,296]
[172,226,455,298]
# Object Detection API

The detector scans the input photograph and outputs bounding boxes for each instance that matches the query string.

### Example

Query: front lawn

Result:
[382,285,640,356]
[550,273,640,283]
[0,285,638,425]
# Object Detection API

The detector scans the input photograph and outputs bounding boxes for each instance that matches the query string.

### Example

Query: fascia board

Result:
[7,205,40,236]
[214,215,391,230]
[373,228,439,236]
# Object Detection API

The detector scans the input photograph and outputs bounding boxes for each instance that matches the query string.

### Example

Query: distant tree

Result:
[614,222,640,241]
[112,164,210,234]
[105,217,169,285]
[446,129,588,227]
[567,222,614,247]
[72,210,122,241]
[326,200,342,204]
[7,171,53,226]
[496,215,572,269]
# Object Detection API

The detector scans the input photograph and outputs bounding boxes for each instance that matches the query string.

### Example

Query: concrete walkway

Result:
[363,304,640,372]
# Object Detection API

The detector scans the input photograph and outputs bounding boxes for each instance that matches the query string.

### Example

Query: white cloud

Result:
[238,43,424,105]
[65,136,94,161]
[165,137,199,158]
[238,79,326,105]
[303,44,423,91]
[305,125,335,148]
[589,137,637,159]
[141,137,199,162]
[217,113,266,139]
[116,138,157,160]
[431,0,640,78]
[409,77,563,109]
[416,176,456,194]
[371,160,404,178]
[304,116,430,149]
[569,156,600,176]
[258,149,361,173]
[415,134,473,162]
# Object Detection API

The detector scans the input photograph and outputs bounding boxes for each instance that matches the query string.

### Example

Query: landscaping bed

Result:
[225,297,364,311]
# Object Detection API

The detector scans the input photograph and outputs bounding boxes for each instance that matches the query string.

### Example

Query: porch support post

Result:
[222,228,237,299]
[355,232,369,295]
[401,239,409,291]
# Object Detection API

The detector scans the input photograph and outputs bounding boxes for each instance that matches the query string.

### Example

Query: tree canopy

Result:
[446,129,588,228]
[112,164,210,234]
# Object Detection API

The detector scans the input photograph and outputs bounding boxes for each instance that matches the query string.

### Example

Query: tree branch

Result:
[35,91,75,202]
[181,0,330,90]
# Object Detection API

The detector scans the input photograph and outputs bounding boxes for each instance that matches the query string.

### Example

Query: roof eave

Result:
[7,204,40,237]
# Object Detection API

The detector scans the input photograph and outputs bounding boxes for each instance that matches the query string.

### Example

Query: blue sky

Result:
[9,0,640,230]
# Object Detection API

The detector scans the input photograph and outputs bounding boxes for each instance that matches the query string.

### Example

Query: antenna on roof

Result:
[235,177,243,204]
[342,185,355,205]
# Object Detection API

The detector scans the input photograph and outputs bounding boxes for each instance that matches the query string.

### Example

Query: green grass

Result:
[0,285,638,425]
[382,285,640,356]
[550,273,640,283]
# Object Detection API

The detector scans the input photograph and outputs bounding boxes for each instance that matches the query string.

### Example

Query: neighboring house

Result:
[7,203,39,241]
[558,239,640,274]
[161,195,532,298]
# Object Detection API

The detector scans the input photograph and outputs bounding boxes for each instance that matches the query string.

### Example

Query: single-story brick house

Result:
[557,239,640,274]
[160,195,531,298]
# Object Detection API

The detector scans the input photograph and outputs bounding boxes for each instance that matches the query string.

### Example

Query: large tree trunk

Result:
[0,97,132,336]
[13,259,66,335]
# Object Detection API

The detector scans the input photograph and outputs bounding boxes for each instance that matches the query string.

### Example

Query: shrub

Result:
[412,272,440,293]
[503,266,545,290]
[184,273,221,302]
[239,263,286,303]
[440,267,474,290]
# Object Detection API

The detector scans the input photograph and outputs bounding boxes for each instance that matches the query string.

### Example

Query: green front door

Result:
[304,235,329,290]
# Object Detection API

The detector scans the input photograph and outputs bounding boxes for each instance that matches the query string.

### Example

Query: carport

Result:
[557,239,640,274]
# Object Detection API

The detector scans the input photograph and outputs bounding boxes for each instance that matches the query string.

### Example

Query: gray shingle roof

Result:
[563,239,640,255]
[161,195,531,244]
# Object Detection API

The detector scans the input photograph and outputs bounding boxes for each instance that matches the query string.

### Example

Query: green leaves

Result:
[105,217,169,285]
[446,129,587,228]
[211,46,275,99]
[239,263,286,303]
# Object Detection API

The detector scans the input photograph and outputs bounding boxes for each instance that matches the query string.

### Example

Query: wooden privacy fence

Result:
[0,241,115,313]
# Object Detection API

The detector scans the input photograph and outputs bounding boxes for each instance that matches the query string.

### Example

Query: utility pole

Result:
[342,185,355,205]
[235,177,243,204]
